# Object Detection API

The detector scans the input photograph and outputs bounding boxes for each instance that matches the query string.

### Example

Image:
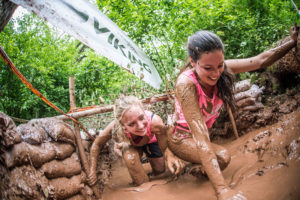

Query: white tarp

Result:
[10,0,162,89]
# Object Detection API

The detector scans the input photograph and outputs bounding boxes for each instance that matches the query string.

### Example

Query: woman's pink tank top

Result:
[126,110,157,145]
[175,69,223,133]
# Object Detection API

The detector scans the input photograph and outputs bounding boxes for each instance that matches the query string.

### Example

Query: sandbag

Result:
[6,165,50,199]
[53,143,75,160]
[4,141,56,168]
[49,173,86,200]
[29,118,75,145]
[41,153,81,179]
[16,123,48,145]
[242,102,264,112]
[236,97,256,108]
[234,79,251,94]
[0,111,22,148]
[234,84,264,101]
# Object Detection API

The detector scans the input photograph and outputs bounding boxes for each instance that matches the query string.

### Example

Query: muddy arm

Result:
[175,75,227,195]
[150,114,168,152]
[226,25,299,74]
[88,121,114,186]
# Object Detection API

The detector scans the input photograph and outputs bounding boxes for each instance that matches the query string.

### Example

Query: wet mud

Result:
[102,108,300,200]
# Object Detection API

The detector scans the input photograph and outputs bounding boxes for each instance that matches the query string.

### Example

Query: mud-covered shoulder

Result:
[175,72,196,102]
[150,114,164,134]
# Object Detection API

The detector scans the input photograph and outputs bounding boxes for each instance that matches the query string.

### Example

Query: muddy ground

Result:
[102,98,300,200]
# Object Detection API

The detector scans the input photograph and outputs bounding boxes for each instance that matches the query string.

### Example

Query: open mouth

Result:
[136,129,147,135]
[209,76,218,81]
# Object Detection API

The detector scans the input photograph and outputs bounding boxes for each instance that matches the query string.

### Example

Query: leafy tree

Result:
[0,0,297,120]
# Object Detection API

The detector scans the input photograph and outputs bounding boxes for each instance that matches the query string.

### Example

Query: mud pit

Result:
[102,108,300,200]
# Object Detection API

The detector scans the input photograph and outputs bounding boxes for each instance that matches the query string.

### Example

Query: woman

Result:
[166,25,299,200]
[88,95,177,186]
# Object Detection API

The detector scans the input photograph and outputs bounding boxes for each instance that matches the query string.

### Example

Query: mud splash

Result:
[102,108,300,200]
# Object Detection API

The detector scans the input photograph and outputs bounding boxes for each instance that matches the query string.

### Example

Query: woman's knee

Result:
[215,148,231,170]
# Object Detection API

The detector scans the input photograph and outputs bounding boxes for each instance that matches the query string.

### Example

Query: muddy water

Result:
[102,109,300,200]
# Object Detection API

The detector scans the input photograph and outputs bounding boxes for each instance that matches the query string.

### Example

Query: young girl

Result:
[166,25,299,200]
[88,95,175,186]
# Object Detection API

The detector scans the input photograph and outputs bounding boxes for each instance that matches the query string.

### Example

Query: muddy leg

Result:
[148,157,165,175]
[123,147,149,185]
[168,135,230,171]
[212,143,231,171]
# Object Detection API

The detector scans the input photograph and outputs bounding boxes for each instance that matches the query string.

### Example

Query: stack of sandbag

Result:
[234,79,265,112]
[0,112,92,200]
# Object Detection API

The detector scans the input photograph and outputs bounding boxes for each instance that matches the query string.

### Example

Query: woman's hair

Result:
[114,95,144,125]
[179,30,236,112]
[112,95,144,151]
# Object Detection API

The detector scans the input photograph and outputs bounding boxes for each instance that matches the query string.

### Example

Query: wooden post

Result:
[227,104,239,139]
[69,76,76,112]
[69,76,101,199]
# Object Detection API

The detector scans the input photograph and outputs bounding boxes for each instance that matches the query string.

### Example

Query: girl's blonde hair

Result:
[112,96,144,151]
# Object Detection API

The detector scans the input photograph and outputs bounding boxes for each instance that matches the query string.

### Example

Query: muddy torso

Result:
[174,69,223,135]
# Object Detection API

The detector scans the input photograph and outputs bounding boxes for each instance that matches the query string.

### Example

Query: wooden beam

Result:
[227,104,239,139]
[55,93,171,120]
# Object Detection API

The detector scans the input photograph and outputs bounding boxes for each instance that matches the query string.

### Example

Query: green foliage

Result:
[0,14,128,119]
[96,0,297,85]
[0,0,298,119]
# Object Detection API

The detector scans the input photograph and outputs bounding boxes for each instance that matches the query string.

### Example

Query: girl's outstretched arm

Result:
[88,121,114,186]
[226,25,299,74]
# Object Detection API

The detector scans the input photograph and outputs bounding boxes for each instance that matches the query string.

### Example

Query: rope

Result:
[0,45,94,141]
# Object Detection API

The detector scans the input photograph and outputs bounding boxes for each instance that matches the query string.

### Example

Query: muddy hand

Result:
[165,148,187,175]
[290,23,299,43]
[217,188,247,200]
[87,171,97,186]
[114,142,123,157]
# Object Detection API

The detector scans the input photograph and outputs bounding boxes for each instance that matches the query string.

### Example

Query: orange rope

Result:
[68,105,101,113]
[0,45,94,141]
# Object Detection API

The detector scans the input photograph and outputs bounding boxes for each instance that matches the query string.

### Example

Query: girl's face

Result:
[121,105,148,136]
[192,50,224,88]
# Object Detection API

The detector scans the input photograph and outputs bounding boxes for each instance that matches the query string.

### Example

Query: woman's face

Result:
[192,50,224,88]
[121,105,148,136]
